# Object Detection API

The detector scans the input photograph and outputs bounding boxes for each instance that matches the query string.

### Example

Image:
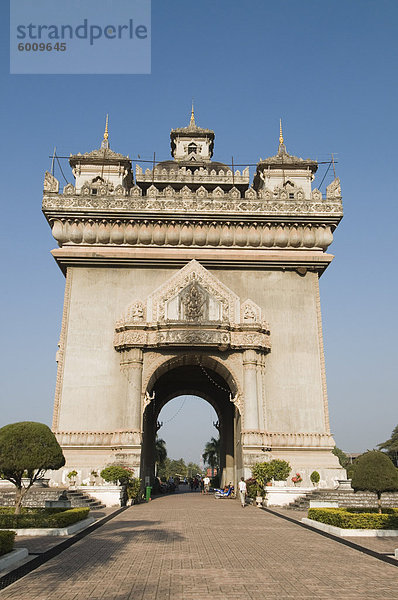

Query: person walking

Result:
[238,477,246,508]
[203,475,210,494]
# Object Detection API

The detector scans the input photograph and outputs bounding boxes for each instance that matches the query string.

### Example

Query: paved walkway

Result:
[1,492,398,600]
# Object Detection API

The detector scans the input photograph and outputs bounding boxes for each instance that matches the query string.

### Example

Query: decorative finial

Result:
[104,114,109,140]
[101,114,109,149]
[278,118,287,155]
[190,100,195,127]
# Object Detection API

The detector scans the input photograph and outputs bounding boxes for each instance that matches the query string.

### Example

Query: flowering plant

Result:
[291,473,302,484]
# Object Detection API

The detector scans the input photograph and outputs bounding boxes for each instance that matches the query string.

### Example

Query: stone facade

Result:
[43,113,344,487]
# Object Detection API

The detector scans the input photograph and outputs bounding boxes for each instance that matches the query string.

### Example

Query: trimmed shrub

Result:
[100,466,130,484]
[310,471,320,485]
[0,507,89,529]
[308,507,398,529]
[0,531,15,556]
[0,421,65,514]
[351,450,398,513]
[47,508,89,528]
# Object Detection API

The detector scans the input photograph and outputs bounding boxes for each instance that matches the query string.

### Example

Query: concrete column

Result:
[121,348,143,430]
[243,350,259,430]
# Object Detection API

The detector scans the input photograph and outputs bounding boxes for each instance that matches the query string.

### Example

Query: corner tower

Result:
[42,114,344,487]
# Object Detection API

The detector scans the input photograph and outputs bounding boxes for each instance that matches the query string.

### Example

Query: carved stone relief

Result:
[114,261,271,354]
[44,171,59,193]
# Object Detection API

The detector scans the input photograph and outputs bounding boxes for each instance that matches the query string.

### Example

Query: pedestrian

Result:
[238,477,246,508]
[203,475,210,494]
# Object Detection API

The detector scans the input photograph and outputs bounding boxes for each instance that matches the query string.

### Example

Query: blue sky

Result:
[1,0,397,463]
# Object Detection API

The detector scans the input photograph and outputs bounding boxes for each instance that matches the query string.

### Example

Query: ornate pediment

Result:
[147,260,239,323]
[114,260,271,353]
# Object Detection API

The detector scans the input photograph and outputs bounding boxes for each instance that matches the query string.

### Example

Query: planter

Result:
[77,485,124,507]
[264,487,313,507]
[272,480,287,487]
[302,518,398,538]
[255,496,264,507]
[337,479,352,490]
[0,480,13,488]
[20,478,50,488]
[34,478,50,488]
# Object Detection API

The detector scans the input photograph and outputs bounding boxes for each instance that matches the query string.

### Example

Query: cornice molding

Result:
[50,247,334,275]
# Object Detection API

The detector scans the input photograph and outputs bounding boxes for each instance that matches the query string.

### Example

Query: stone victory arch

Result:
[42,110,345,486]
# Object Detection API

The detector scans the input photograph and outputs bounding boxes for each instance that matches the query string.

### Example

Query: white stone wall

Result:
[59,267,174,431]
[58,266,327,437]
[210,269,326,433]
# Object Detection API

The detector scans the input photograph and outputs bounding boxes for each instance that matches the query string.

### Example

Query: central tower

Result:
[43,111,344,487]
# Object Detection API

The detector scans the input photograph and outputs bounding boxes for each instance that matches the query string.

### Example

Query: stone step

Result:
[286,488,398,510]
[0,487,106,510]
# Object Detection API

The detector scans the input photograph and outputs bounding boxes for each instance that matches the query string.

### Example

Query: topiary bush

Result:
[0,531,15,556]
[0,421,65,514]
[310,471,320,485]
[0,507,89,529]
[100,466,130,484]
[308,507,398,529]
[351,450,398,513]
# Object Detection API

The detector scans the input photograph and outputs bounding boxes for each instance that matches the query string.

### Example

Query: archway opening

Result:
[158,395,218,464]
[141,359,242,489]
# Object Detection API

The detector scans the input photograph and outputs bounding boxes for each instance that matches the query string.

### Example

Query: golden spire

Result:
[104,114,109,141]
[279,118,284,145]
[190,100,195,127]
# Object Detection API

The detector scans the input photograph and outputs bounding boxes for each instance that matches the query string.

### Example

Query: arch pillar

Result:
[243,349,260,430]
[121,348,143,430]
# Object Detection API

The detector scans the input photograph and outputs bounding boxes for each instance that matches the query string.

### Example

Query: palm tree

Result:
[154,437,167,476]
[202,436,220,477]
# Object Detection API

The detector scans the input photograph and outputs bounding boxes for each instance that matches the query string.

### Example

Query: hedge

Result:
[308,507,398,529]
[0,508,90,529]
[0,531,16,556]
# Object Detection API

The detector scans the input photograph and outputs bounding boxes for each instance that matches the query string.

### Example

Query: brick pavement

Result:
[271,507,398,556]
[1,491,397,600]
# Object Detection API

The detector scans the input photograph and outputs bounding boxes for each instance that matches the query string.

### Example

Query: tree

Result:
[154,437,167,476]
[169,458,187,479]
[157,458,189,481]
[157,457,172,480]
[187,462,202,478]
[378,425,398,467]
[0,422,65,514]
[332,446,350,468]
[202,436,220,477]
[351,450,398,513]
